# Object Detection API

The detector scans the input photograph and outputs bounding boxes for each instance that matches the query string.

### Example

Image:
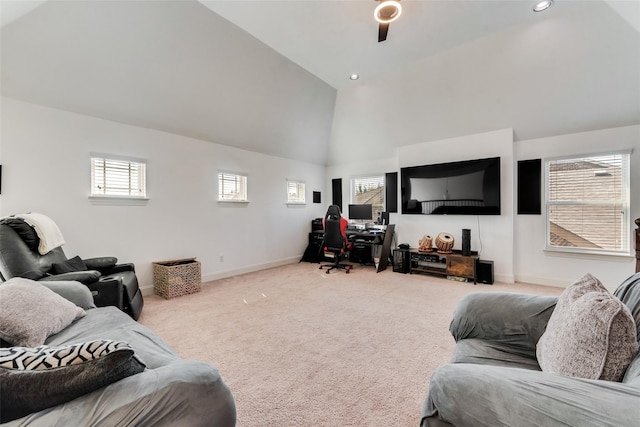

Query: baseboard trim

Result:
[140,255,301,296]
[494,273,515,284]
[514,274,571,288]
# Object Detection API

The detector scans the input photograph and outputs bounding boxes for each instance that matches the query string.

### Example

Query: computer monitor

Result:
[348,204,373,221]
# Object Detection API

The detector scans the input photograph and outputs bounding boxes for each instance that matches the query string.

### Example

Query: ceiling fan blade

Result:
[378,23,389,43]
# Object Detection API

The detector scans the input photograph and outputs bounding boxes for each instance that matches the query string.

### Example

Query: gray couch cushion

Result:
[0,278,86,347]
[0,339,145,422]
[536,273,638,382]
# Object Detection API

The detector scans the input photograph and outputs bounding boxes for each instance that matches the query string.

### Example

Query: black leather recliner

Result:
[0,220,143,320]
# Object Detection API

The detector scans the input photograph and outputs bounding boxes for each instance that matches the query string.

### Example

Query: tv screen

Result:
[401,157,501,215]
[348,204,373,220]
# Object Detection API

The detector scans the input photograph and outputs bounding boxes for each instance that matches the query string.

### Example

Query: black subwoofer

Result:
[476,259,494,285]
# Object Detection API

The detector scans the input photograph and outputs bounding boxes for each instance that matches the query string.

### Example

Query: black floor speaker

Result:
[476,259,494,284]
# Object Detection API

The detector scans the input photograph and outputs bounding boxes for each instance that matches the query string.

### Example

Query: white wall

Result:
[396,128,515,283]
[328,125,640,289]
[515,125,640,290]
[0,98,328,292]
[327,128,514,282]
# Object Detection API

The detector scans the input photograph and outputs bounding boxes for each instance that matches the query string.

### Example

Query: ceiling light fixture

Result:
[374,0,402,24]
[533,0,554,12]
[349,74,360,81]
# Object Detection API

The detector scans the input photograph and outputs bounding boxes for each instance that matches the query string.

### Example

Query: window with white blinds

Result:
[218,172,248,202]
[351,175,385,220]
[545,152,631,255]
[286,180,305,204]
[91,157,146,198]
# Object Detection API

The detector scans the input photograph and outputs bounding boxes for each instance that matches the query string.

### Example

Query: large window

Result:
[351,175,385,220]
[545,152,631,255]
[286,179,305,204]
[91,156,146,198]
[218,171,248,202]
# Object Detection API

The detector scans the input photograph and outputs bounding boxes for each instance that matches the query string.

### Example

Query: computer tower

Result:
[350,244,373,264]
[476,259,494,284]
[393,249,410,273]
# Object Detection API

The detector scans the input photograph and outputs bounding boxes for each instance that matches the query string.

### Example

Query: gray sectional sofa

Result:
[421,272,640,427]
[0,278,236,426]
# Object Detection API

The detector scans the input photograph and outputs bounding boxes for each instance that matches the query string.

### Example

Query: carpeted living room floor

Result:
[139,262,563,427]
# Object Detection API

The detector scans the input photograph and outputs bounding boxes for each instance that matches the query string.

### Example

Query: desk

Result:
[303,225,395,272]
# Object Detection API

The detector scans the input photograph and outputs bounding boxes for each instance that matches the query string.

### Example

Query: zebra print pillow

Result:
[0,339,135,370]
[0,339,146,423]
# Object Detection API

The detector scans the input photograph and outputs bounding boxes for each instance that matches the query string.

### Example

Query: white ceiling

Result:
[1,0,639,165]
[199,0,540,89]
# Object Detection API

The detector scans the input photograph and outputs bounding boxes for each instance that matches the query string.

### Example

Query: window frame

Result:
[217,171,249,203]
[89,154,148,202]
[286,179,306,205]
[350,174,385,221]
[544,150,632,257]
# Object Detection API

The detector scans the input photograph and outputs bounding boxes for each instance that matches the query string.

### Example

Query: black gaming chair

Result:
[319,205,353,274]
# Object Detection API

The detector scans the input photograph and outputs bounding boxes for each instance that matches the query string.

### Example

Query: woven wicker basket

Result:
[153,258,201,299]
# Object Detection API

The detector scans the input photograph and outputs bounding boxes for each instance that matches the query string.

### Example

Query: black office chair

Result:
[319,205,353,274]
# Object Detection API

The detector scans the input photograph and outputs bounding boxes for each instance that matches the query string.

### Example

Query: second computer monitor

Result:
[348,204,373,221]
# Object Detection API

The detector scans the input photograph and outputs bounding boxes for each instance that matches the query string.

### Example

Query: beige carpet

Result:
[139,262,563,427]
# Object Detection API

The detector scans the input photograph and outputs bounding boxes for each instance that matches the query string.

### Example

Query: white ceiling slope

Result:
[0,0,337,165]
[1,0,639,165]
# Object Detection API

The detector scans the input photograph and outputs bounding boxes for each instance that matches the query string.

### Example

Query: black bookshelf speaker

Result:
[313,191,321,203]
[332,178,342,211]
[461,229,471,256]
[385,172,398,213]
[476,259,494,285]
[517,159,541,215]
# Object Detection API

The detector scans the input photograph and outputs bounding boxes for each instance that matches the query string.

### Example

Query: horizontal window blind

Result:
[91,157,146,197]
[218,172,247,201]
[546,153,629,253]
[287,181,305,204]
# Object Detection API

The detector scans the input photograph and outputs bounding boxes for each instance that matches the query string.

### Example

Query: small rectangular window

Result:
[218,172,248,202]
[91,156,146,198]
[545,152,631,255]
[351,175,385,220]
[286,180,305,204]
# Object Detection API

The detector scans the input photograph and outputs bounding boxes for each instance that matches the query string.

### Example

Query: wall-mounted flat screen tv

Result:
[401,157,501,215]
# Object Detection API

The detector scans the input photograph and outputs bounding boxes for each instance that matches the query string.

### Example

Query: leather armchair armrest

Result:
[87,277,124,309]
[40,270,102,284]
[100,262,136,275]
[83,257,118,270]
[450,293,558,352]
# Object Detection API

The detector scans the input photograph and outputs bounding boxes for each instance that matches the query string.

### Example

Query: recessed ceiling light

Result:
[349,74,359,81]
[533,0,554,12]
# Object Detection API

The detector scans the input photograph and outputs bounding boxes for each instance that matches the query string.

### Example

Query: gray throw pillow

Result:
[0,278,86,347]
[536,273,638,382]
[39,280,96,310]
[0,339,146,422]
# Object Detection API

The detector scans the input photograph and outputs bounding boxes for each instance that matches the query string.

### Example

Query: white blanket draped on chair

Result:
[15,212,66,255]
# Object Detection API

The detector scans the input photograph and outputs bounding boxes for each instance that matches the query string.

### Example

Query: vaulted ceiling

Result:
[2,1,639,165]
